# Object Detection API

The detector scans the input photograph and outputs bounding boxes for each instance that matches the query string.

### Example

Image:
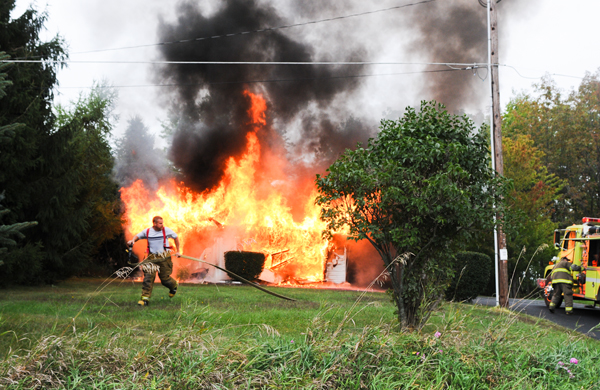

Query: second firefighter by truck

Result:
[549,256,586,315]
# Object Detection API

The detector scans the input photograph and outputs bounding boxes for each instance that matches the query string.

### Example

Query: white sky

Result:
[11,0,600,145]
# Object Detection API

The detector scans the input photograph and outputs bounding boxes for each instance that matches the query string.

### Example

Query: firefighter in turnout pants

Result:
[549,256,586,315]
[127,216,181,306]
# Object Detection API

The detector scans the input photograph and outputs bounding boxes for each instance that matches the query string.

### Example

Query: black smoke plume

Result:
[156,0,367,192]
[405,0,537,112]
[405,0,488,111]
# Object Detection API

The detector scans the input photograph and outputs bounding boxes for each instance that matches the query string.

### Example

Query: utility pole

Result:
[485,0,509,308]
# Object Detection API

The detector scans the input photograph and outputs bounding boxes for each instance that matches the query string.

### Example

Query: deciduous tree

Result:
[502,134,562,295]
[316,101,507,329]
[503,72,600,224]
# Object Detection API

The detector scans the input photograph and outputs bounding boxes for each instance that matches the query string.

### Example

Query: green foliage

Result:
[445,252,492,302]
[38,86,124,279]
[225,251,266,281]
[498,74,600,296]
[0,3,64,283]
[503,72,600,225]
[0,242,44,286]
[0,209,37,256]
[0,4,67,194]
[316,101,508,329]
[0,52,21,145]
[0,51,38,275]
[0,3,124,284]
[501,135,562,295]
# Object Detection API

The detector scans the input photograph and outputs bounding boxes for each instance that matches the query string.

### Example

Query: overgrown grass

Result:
[0,278,598,389]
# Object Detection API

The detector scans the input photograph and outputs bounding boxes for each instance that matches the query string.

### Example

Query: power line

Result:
[69,0,436,55]
[52,67,468,90]
[2,59,483,67]
[7,57,586,83]
[500,64,586,81]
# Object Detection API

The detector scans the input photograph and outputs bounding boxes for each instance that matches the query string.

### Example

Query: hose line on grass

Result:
[138,253,297,301]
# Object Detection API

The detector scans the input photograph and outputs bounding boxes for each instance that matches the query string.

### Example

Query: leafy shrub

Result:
[224,251,266,281]
[445,251,492,302]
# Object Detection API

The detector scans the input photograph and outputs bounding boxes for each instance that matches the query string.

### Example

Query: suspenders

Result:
[146,227,170,253]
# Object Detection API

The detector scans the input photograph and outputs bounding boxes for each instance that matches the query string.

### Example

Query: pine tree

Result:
[0,192,37,260]
[0,4,123,283]
[0,52,37,269]
[113,116,170,190]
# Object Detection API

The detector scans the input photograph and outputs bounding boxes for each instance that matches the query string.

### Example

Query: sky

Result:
[11,0,600,149]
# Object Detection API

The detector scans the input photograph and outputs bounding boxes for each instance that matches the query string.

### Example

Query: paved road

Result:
[475,296,600,340]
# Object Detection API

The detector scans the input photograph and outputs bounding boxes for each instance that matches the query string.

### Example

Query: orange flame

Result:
[120,91,330,283]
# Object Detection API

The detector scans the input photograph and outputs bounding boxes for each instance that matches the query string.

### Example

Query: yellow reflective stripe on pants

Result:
[565,307,573,312]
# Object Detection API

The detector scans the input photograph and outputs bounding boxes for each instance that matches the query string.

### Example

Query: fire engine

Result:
[537,217,600,308]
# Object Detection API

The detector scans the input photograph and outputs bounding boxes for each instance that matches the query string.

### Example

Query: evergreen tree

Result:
[0,4,123,283]
[113,116,169,190]
[0,52,37,271]
[0,3,66,283]
[0,192,37,258]
[36,86,125,279]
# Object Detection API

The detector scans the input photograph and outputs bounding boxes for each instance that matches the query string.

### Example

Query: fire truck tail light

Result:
[583,217,600,224]
[537,279,547,288]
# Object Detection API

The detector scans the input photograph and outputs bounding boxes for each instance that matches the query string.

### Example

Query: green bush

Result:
[224,251,266,281]
[445,251,492,302]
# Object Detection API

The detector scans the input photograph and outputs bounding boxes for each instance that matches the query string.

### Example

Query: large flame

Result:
[120,91,330,283]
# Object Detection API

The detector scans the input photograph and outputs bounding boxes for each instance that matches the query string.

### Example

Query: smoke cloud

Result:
[113,116,169,190]
[403,0,488,111]
[404,0,539,112]
[155,0,369,192]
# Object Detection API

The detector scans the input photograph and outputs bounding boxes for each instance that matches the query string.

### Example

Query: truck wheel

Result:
[543,286,562,308]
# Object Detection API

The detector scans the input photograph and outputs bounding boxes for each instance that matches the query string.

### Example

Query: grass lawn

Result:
[1,277,599,389]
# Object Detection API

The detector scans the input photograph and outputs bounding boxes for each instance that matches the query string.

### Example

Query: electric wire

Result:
[67,0,436,56]
[500,63,586,81]
[1,59,484,67]
[51,67,470,90]
[5,57,586,85]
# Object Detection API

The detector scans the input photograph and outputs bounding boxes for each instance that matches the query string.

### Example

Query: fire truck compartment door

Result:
[585,268,599,300]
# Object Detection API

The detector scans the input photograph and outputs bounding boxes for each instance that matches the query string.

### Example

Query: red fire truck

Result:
[537,217,600,308]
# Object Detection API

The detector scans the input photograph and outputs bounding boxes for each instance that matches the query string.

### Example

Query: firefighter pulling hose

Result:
[127,216,180,306]
[128,253,296,302]
[126,216,296,303]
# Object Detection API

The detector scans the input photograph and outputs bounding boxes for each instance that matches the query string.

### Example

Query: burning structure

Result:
[119,0,371,286]
[121,92,348,285]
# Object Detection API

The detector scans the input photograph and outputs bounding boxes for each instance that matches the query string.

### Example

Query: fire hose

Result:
[179,254,296,301]
[128,249,296,301]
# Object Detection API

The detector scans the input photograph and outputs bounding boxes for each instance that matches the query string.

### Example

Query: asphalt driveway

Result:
[475,296,600,340]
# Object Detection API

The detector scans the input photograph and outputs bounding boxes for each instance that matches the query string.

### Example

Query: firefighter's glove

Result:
[126,248,140,265]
